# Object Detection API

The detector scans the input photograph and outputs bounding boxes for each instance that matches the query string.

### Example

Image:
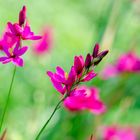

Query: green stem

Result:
[35,95,67,140]
[0,66,16,133]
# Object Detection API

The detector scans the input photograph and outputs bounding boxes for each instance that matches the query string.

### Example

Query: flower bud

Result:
[98,50,109,59]
[19,6,26,26]
[93,50,109,65]
[85,53,91,68]
[92,43,99,58]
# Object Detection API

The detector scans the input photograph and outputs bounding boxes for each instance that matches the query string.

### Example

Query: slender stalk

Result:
[0,66,16,133]
[35,95,67,140]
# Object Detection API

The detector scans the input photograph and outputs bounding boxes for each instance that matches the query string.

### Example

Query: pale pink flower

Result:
[103,126,137,140]
[33,27,53,55]
[102,52,140,79]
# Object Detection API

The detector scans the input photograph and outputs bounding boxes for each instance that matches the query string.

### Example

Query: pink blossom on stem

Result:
[5,6,41,41]
[47,43,108,114]
[103,126,137,140]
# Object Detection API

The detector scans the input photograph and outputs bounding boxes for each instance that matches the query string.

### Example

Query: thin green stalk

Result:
[35,96,67,140]
[0,66,17,133]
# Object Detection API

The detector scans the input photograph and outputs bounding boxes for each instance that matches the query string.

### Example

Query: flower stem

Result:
[35,95,67,140]
[0,66,16,133]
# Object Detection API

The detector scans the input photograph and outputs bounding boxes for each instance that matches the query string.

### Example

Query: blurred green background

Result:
[0,0,140,139]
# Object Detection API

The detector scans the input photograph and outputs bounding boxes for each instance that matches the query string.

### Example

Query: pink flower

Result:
[103,126,137,140]
[47,66,76,94]
[116,52,140,72]
[102,52,140,79]
[101,65,118,79]
[47,66,68,94]
[6,22,41,41]
[0,27,18,50]
[0,43,28,67]
[5,6,41,41]
[64,86,106,114]
[33,27,53,55]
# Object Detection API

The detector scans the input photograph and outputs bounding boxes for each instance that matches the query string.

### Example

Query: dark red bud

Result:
[92,43,99,58]
[85,53,91,68]
[98,50,109,58]
[19,6,26,26]
[93,50,109,65]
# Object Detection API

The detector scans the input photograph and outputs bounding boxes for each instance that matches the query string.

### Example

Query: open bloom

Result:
[0,43,28,67]
[0,27,18,50]
[102,52,140,79]
[6,22,41,41]
[103,126,136,140]
[33,27,53,55]
[64,86,106,114]
[5,6,41,41]
[47,66,76,94]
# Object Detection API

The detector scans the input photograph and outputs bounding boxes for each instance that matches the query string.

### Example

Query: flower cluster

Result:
[103,126,136,140]
[0,6,41,67]
[47,43,108,114]
[102,52,140,79]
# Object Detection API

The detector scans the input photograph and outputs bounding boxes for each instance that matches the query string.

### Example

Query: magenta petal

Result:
[2,58,12,64]
[67,66,76,85]
[13,57,24,67]
[0,57,9,62]
[51,78,66,94]
[47,71,54,78]
[56,66,65,76]
[15,46,28,56]
[54,73,66,83]
[3,46,10,57]
[47,70,66,94]
[23,25,31,36]
[90,101,106,115]
[14,24,23,34]
[82,70,97,82]
[7,22,15,33]
[29,35,42,40]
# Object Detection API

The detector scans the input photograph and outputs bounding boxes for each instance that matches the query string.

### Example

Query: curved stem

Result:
[0,66,16,133]
[35,96,67,140]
